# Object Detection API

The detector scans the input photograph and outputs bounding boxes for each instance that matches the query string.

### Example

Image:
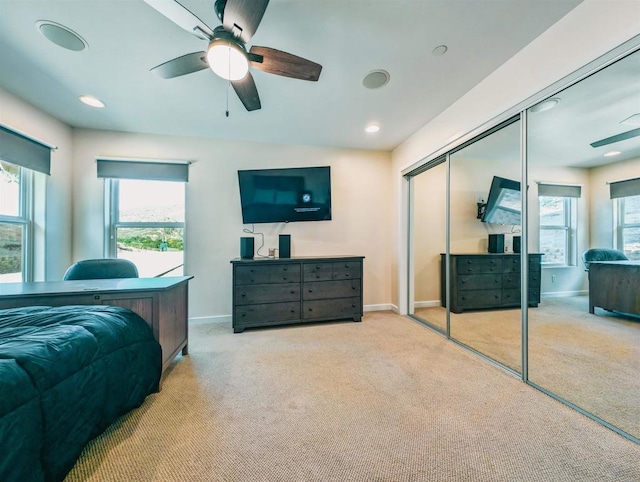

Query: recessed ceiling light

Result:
[530,98,560,113]
[365,124,380,133]
[432,45,448,56]
[604,151,621,157]
[79,95,105,108]
[620,114,640,126]
[36,20,87,51]
[362,70,390,89]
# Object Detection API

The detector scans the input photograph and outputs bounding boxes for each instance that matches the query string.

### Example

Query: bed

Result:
[0,305,161,482]
[588,260,640,316]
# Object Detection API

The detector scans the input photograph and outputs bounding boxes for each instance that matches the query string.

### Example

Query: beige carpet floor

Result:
[415,296,640,437]
[65,312,639,481]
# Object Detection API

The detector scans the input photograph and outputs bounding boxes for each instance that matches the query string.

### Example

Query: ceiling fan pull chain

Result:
[226,80,230,117]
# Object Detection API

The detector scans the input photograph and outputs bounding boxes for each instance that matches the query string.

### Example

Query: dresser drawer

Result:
[457,274,501,291]
[503,288,540,305]
[303,280,361,300]
[235,302,300,325]
[503,256,542,273]
[235,265,271,285]
[303,297,361,320]
[303,262,333,281]
[456,257,502,274]
[235,283,300,305]
[332,261,361,280]
[457,290,501,308]
[269,264,300,283]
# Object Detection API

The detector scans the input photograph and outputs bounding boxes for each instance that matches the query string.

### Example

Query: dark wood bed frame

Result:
[0,276,192,372]
[588,261,640,316]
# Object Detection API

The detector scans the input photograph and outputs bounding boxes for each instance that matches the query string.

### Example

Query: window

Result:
[0,161,32,282]
[107,179,185,277]
[539,195,577,266]
[616,194,640,260]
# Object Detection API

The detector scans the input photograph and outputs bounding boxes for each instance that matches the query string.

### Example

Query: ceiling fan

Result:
[143,0,322,112]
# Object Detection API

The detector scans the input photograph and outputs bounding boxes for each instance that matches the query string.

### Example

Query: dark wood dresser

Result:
[231,256,364,333]
[440,253,542,313]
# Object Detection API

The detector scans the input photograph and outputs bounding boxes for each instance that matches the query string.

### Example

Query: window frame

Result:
[104,179,186,274]
[0,163,34,282]
[538,195,577,267]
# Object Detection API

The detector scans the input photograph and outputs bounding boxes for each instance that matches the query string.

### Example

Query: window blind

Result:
[0,125,52,175]
[609,177,640,199]
[537,183,581,198]
[97,159,189,182]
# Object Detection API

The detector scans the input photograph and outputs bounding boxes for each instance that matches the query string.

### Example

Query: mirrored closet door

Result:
[410,158,447,333]
[526,48,640,439]
[448,119,524,373]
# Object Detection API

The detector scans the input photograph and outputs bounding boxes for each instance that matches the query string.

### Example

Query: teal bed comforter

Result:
[0,305,161,482]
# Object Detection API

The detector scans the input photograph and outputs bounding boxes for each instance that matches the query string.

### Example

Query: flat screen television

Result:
[482,176,521,225]
[238,166,332,224]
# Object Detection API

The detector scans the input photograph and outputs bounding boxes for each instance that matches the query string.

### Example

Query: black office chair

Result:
[63,258,139,280]
[582,248,628,272]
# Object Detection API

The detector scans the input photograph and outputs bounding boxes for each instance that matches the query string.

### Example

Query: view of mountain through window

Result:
[114,179,185,277]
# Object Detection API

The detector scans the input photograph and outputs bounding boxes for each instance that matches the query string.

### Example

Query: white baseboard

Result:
[364,303,398,313]
[414,300,441,308]
[189,315,231,325]
[541,290,588,299]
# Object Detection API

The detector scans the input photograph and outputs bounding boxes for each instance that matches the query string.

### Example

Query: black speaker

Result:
[240,237,254,259]
[513,236,521,253]
[488,234,505,253]
[279,234,291,258]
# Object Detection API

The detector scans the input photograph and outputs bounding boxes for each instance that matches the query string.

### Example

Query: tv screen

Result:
[238,166,332,224]
[482,176,521,225]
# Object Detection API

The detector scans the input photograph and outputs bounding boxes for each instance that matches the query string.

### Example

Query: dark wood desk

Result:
[588,260,640,316]
[0,276,192,372]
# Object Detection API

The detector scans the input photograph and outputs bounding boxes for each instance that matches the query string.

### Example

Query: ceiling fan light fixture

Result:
[604,151,621,157]
[530,98,560,113]
[365,123,380,133]
[207,39,249,81]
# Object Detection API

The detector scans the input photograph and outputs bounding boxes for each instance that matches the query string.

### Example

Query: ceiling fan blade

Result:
[151,52,209,79]
[249,46,322,81]
[231,72,261,111]
[222,0,269,43]
[143,0,214,40]
[590,128,640,148]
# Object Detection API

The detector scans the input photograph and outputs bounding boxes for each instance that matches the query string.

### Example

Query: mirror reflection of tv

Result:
[238,166,332,224]
[482,176,521,225]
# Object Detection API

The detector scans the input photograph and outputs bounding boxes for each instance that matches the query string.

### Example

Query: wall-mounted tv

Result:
[238,166,332,224]
[482,175,521,225]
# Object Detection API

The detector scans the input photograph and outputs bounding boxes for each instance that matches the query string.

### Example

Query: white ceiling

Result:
[454,47,640,169]
[0,0,585,152]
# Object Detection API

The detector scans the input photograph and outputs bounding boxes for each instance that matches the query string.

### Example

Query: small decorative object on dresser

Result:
[231,256,364,333]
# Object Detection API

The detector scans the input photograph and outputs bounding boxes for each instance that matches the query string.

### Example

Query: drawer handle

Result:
[352,286,356,290]
[345,264,350,268]
[495,295,499,299]
[241,313,246,317]
[241,292,246,297]
[290,290,295,294]
[352,303,356,307]
[283,267,288,271]
[308,308,313,312]
[283,276,288,280]
[250,277,254,282]
[345,273,350,277]
[461,280,465,284]
[308,289,313,293]
[316,275,320,278]
[316,265,320,269]
[291,309,295,313]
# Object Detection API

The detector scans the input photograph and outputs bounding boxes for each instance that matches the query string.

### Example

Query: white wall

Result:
[392,0,640,313]
[71,129,393,319]
[0,87,74,280]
